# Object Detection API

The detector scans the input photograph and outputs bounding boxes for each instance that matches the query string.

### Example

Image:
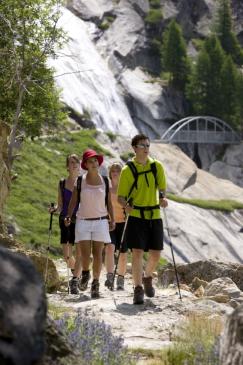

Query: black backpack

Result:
[126,160,159,219]
[76,175,109,207]
[126,160,158,199]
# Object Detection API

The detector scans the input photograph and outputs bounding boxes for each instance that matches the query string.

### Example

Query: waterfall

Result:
[50,7,137,137]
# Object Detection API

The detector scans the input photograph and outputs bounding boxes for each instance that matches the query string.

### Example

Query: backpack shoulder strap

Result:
[59,178,65,201]
[150,161,158,187]
[76,175,83,206]
[102,175,109,207]
[126,160,138,199]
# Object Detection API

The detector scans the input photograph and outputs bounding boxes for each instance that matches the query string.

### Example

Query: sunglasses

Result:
[136,143,150,149]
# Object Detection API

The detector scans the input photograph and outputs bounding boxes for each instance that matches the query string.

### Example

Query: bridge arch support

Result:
[160,116,240,144]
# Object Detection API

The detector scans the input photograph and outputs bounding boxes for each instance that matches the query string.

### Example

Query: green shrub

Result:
[99,21,110,31]
[145,9,163,24]
[151,38,162,54]
[191,38,205,51]
[106,131,117,142]
[98,15,116,31]
[165,313,222,365]
[149,0,161,9]
[106,15,116,23]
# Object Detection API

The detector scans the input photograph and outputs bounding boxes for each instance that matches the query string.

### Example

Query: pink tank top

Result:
[76,174,108,219]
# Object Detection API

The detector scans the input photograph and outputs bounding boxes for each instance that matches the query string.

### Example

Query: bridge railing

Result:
[160,130,240,144]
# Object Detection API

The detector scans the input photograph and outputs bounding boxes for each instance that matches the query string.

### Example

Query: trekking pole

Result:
[44,203,55,284]
[163,208,182,301]
[111,198,133,290]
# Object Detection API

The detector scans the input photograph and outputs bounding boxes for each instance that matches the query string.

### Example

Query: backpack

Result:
[126,160,159,219]
[76,175,109,207]
[59,178,66,200]
[126,160,158,199]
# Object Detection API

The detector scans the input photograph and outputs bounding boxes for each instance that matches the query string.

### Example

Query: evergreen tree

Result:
[161,19,190,90]
[203,35,225,115]
[215,0,243,65]
[0,0,66,168]
[235,72,243,133]
[186,50,211,114]
[220,55,238,125]
[186,35,225,116]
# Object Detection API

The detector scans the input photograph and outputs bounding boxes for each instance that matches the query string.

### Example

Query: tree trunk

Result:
[0,122,11,233]
[7,85,25,169]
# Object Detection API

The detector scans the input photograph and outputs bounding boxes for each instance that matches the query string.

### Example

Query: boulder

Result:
[26,251,60,293]
[0,235,59,292]
[204,277,241,299]
[191,277,208,291]
[194,285,205,297]
[0,246,46,365]
[209,142,243,188]
[158,260,243,291]
[220,304,243,364]
[67,0,114,22]
[0,233,20,249]
[44,316,73,359]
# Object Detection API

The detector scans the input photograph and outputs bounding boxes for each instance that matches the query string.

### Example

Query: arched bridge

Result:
[159,116,241,144]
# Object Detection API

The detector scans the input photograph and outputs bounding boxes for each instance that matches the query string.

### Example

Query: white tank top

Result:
[76,174,108,219]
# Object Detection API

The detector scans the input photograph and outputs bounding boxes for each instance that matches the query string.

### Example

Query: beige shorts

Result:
[75,218,111,243]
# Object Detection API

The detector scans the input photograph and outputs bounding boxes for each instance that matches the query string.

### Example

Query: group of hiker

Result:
[50,133,168,305]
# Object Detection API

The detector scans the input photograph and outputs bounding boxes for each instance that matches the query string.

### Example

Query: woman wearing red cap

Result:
[65,149,115,298]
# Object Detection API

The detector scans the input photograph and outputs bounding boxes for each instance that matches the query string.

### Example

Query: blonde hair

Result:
[108,162,123,179]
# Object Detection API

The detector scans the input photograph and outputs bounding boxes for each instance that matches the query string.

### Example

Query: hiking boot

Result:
[133,285,144,305]
[143,276,155,298]
[70,277,79,295]
[79,270,91,291]
[105,272,114,290]
[116,275,125,290]
[91,279,100,299]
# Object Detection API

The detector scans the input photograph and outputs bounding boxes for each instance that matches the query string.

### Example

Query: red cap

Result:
[81,149,104,170]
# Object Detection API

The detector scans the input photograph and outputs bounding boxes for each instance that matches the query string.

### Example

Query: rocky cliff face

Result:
[65,0,243,136]
[0,122,11,233]
[60,0,243,186]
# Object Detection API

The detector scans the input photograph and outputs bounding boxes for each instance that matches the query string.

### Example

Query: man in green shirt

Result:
[118,134,168,304]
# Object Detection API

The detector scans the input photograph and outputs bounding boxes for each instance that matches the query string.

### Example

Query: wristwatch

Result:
[159,191,165,199]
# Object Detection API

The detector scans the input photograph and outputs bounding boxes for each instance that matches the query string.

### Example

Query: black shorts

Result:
[110,222,127,252]
[59,216,75,244]
[124,216,163,252]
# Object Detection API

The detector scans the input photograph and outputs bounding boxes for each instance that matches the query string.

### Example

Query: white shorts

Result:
[75,218,111,243]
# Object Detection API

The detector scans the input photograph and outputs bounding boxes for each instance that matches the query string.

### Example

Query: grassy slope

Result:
[167,193,243,212]
[5,129,112,253]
